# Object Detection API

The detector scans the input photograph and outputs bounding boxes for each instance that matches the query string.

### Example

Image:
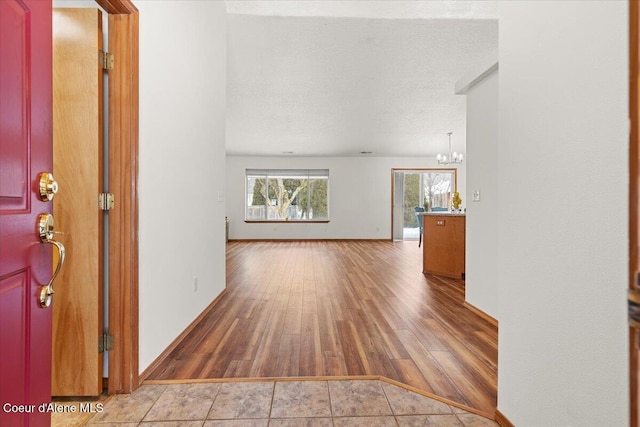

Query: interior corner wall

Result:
[498,2,628,425]
[226,156,465,240]
[137,0,227,373]
[464,70,498,319]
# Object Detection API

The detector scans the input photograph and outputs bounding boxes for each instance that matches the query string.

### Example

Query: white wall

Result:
[461,70,499,319]
[227,156,465,240]
[498,2,628,426]
[138,0,227,373]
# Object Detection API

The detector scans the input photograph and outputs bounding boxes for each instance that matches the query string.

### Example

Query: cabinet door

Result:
[423,216,465,279]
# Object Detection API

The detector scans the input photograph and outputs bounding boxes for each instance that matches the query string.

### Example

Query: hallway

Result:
[147,241,497,416]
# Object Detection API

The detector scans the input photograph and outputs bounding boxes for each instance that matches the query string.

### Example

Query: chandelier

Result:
[436,132,463,165]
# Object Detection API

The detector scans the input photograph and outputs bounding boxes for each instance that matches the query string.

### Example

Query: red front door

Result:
[0,1,54,426]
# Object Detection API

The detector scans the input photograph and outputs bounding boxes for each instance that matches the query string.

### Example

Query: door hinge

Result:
[99,192,115,211]
[99,50,114,71]
[99,334,114,353]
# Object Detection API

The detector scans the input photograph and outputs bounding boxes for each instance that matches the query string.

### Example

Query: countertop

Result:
[418,212,466,217]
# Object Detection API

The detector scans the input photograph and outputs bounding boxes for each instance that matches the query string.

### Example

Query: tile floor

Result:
[52,379,499,427]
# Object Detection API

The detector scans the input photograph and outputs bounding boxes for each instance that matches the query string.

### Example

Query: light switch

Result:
[473,190,481,202]
[217,191,224,202]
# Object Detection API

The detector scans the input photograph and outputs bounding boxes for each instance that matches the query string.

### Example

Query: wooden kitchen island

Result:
[420,213,465,279]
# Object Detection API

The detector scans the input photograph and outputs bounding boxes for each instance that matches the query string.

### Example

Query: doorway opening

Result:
[391,168,457,241]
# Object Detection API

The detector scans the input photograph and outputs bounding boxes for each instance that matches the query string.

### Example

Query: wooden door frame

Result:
[94,0,139,394]
[631,0,638,425]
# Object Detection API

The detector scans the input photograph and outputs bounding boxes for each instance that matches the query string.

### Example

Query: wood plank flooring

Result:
[147,241,498,415]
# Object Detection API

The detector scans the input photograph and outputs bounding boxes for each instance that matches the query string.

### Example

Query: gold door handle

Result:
[38,172,59,201]
[37,213,66,308]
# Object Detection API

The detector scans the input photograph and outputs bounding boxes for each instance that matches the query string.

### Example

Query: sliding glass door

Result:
[392,169,456,241]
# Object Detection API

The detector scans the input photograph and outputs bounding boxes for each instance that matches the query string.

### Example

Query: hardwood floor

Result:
[147,241,498,416]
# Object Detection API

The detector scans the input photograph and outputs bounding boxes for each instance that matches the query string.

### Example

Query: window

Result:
[246,169,329,221]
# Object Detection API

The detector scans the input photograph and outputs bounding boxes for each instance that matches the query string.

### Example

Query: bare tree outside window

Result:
[262,178,307,219]
[246,170,329,221]
[423,173,452,210]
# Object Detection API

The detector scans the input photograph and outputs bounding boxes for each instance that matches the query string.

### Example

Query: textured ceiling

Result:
[225,1,499,20]
[225,2,498,157]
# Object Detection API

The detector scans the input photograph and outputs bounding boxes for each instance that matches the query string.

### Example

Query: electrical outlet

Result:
[376,226,380,232]
[473,190,481,202]
[193,277,198,292]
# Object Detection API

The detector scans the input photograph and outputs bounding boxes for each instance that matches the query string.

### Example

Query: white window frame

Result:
[245,169,330,222]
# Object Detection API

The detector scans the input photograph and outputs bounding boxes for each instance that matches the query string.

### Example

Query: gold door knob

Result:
[38,172,58,201]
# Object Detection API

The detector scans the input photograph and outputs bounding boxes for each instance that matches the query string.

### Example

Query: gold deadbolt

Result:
[38,172,58,202]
